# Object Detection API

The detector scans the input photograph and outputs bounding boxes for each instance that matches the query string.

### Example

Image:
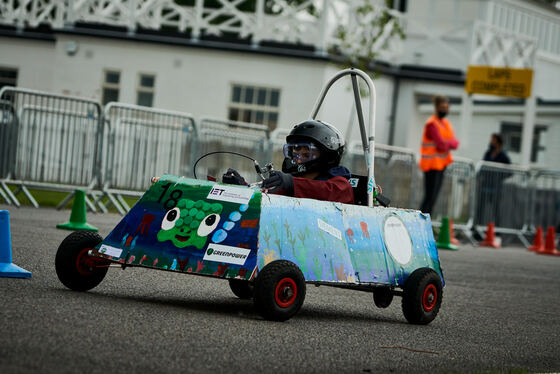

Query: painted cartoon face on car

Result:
[157,199,223,249]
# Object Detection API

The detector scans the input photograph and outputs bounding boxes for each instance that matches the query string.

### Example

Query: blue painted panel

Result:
[258,194,444,287]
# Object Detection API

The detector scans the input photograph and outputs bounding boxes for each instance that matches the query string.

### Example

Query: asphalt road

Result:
[1,205,559,373]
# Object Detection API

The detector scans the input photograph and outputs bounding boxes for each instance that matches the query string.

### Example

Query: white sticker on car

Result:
[207,185,254,205]
[383,215,412,265]
[317,218,342,240]
[203,243,251,265]
[98,244,122,258]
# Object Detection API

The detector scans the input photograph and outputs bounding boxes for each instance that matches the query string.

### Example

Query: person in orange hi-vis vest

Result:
[419,95,459,215]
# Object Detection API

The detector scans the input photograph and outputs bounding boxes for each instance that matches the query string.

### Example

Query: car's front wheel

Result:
[253,260,306,322]
[55,231,109,291]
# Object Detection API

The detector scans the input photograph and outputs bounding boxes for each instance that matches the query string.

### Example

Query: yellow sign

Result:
[465,66,533,98]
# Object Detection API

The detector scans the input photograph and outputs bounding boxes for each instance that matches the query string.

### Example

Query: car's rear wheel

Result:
[229,279,254,299]
[373,287,393,308]
[55,231,109,291]
[402,268,442,324]
[253,260,305,321]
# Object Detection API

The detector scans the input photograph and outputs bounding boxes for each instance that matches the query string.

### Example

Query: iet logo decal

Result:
[209,188,225,196]
[207,185,254,204]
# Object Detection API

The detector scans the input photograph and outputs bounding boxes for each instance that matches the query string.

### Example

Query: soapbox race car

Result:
[55,69,444,324]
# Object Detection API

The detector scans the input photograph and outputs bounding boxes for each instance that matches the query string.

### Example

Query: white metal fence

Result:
[0,86,558,248]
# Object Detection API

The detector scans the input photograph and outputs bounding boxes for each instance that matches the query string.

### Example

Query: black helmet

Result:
[282,120,345,175]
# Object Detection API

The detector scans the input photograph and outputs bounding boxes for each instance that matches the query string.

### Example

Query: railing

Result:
[0,0,405,59]
[0,87,103,210]
[431,157,477,243]
[473,160,532,247]
[194,117,269,184]
[344,141,416,209]
[97,102,197,214]
[487,0,560,56]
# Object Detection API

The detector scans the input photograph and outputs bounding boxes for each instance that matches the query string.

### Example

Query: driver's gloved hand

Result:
[222,168,247,185]
[262,170,294,195]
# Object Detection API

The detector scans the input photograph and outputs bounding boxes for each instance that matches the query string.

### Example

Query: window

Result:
[389,0,407,12]
[228,84,281,130]
[102,70,120,105]
[137,73,155,107]
[0,67,18,91]
[500,122,547,163]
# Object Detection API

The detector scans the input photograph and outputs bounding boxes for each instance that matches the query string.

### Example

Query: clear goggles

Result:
[283,142,321,164]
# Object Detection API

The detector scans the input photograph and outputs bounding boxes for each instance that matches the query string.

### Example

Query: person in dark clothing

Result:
[483,133,510,164]
[476,133,511,228]
[223,120,354,204]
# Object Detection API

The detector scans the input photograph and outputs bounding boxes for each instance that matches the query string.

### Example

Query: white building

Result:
[1,0,559,168]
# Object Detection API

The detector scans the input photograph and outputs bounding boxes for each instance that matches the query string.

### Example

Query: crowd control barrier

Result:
[344,142,417,209]
[431,157,477,244]
[0,87,103,210]
[2,86,559,239]
[99,103,197,214]
[195,118,269,184]
[267,128,290,170]
[530,170,560,232]
[0,100,17,204]
[474,161,532,247]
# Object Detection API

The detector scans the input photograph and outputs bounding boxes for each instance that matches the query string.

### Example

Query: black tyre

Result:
[373,287,393,308]
[55,231,109,291]
[401,268,443,325]
[229,279,254,299]
[253,260,306,322]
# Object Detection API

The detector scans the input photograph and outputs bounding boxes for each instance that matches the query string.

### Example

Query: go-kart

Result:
[55,69,444,324]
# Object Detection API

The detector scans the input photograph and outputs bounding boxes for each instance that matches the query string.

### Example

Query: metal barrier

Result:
[0,87,103,209]
[0,99,17,204]
[344,141,417,209]
[2,86,558,241]
[429,157,477,244]
[474,161,531,247]
[530,170,560,232]
[195,118,269,184]
[267,128,290,170]
[99,102,197,214]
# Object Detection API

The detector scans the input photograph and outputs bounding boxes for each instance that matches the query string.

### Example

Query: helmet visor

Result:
[283,142,321,164]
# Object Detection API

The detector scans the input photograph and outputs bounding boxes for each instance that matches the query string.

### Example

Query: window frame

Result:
[101,69,121,105]
[136,72,156,107]
[228,83,281,130]
[0,66,18,91]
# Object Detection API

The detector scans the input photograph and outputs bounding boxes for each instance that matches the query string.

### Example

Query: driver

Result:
[223,120,354,204]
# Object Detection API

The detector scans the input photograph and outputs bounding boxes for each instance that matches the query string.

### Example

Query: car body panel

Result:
[92,175,444,288]
[91,175,262,280]
[258,194,443,287]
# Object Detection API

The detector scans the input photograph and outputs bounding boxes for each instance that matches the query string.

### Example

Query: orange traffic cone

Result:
[537,226,560,256]
[449,219,460,246]
[479,222,501,248]
[528,226,544,252]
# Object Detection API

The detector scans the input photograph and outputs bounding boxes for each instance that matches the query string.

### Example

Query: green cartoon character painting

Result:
[157,199,223,249]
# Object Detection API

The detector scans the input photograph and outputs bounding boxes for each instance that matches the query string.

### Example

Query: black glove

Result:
[222,168,247,185]
[262,170,294,195]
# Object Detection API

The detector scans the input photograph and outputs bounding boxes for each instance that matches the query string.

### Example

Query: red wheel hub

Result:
[275,277,297,308]
[76,248,107,276]
[422,284,437,312]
